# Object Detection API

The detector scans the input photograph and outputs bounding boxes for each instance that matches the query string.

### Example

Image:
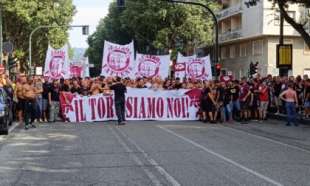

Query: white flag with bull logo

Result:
[174,53,197,80]
[186,56,212,81]
[44,44,70,80]
[175,53,212,81]
[101,40,135,78]
[134,54,170,79]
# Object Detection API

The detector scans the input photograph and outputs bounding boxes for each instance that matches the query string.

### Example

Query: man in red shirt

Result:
[239,77,251,122]
[258,81,269,120]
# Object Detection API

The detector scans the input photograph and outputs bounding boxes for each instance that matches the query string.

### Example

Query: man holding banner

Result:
[109,77,127,125]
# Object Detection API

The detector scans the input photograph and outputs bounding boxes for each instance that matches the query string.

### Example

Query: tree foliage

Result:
[87,0,219,67]
[2,0,75,69]
[271,0,310,47]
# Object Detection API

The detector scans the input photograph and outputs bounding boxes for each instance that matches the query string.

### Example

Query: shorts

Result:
[260,101,269,111]
[240,101,249,110]
[42,99,48,111]
[16,99,25,111]
[274,96,282,106]
[305,101,310,108]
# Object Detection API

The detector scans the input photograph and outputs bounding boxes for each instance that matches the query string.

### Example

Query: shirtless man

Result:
[90,79,102,95]
[22,77,37,129]
[16,74,26,124]
[279,82,298,126]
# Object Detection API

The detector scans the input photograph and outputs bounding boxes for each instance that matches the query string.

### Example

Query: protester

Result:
[7,71,310,129]
[48,80,61,122]
[279,82,298,126]
[109,77,127,125]
[22,77,37,129]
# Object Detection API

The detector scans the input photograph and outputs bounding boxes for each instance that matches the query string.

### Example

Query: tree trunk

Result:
[278,1,310,48]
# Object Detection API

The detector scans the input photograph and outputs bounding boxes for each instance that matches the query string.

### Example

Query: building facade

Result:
[217,0,310,78]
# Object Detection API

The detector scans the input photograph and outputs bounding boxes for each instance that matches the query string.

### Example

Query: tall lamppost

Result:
[28,25,89,74]
[167,0,219,67]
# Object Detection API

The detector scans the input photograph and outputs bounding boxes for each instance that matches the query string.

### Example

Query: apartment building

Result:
[217,0,310,78]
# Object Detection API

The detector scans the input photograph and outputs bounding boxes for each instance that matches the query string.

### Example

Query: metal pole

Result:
[29,25,89,74]
[167,0,219,65]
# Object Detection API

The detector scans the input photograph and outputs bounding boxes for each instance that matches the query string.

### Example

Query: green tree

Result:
[2,0,75,70]
[271,0,310,47]
[87,0,218,67]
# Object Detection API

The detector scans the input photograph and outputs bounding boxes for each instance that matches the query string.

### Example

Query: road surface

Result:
[0,120,309,186]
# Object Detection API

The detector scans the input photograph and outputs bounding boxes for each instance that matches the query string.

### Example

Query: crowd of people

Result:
[0,73,309,129]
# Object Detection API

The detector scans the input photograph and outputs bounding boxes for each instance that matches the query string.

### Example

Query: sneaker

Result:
[25,125,29,130]
[286,123,291,126]
[31,124,36,128]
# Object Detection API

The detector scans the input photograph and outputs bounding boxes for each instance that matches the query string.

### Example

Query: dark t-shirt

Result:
[230,85,240,101]
[43,82,51,99]
[49,85,60,102]
[306,87,310,102]
[274,83,282,97]
[110,83,127,101]
[71,86,81,94]
[80,87,89,96]
[239,84,249,101]
[61,84,70,92]
[174,83,183,89]
[217,87,225,102]
[224,88,232,105]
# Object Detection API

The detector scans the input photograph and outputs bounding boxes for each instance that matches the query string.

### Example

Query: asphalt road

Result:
[0,120,310,186]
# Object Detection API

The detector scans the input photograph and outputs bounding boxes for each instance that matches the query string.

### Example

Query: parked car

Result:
[0,87,11,135]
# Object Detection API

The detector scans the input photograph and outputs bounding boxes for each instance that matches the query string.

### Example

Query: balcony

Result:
[217,3,242,21]
[219,29,242,42]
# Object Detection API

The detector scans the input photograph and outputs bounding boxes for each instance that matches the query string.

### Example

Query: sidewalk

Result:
[268,113,310,125]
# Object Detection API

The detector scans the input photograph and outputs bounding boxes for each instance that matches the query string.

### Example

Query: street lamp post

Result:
[28,25,89,74]
[167,0,219,66]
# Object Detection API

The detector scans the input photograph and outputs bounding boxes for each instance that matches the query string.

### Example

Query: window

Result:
[221,46,229,59]
[274,11,296,26]
[246,42,252,57]
[229,45,236,58]
[253,40,263,56]
[304,42,310,55]
[240,43,247,57]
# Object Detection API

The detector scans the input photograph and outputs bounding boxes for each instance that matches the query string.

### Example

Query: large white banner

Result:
[60,88,202,122]
[175,53,212,81]
[101,40,135,78]
[44,44,70,79]
[175,53,196,80]
[134,54,170,79]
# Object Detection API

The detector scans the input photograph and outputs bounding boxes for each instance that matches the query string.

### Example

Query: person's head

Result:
[176,77,181,84]
[53,80,60,87]
[73,79,79,87]
[288,82,294,89]
[116,76,121,82]
[303,74,308,81]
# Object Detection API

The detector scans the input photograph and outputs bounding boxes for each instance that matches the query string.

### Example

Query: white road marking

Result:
[109,126,163,186]
[225,125,310,154]
[116,127,181,186]
[158,125,283,186]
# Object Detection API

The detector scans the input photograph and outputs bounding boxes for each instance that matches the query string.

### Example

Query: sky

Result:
[69,0,113,49]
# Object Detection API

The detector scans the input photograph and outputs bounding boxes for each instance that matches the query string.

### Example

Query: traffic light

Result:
[82,26,89,35]
[215,63,221,77]
[117,0,125,7]
[249,62,259,77]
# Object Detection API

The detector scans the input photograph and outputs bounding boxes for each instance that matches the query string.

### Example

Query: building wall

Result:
[220,38,267,79]
[267,37,310,76]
